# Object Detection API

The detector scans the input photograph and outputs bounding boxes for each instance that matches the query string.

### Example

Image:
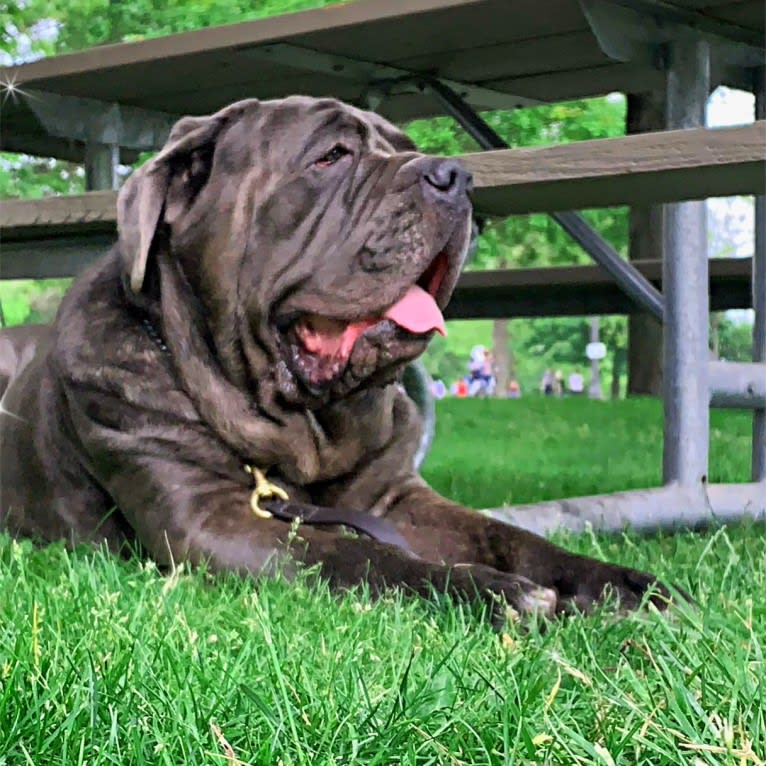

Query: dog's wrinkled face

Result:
[118,96,473,407]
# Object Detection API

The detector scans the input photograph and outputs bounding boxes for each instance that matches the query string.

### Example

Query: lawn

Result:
[1,398,764,765]
[422,396,754,508]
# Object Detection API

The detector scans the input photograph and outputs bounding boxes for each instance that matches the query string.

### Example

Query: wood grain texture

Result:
[3,121,763,236]
[446,258,753,318]
[464,121,766,215]
[3,0,761,158]
[2,191,117,232]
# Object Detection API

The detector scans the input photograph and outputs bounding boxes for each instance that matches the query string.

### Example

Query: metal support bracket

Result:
[84,141,120,191]
[425,68,760,524]
[753,66,766,481]
[580,0,764,91]
[488,482,766,537]
[425,77,665,322]
[240,42,541,113]
[585,0,766,50]
[709,361,766,410]
[21,88,179,153]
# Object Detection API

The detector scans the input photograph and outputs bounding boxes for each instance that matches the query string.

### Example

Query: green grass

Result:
[422,397,754,508]
[1,398,764,765]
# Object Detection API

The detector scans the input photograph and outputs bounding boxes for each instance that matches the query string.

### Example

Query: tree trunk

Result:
[611,349,625,399]
[627,91,665,397]
[492,319,510,397]
[710,312,720,359]
[588,317,603,399]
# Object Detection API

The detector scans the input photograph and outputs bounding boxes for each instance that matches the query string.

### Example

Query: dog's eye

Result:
[314,144,351,168]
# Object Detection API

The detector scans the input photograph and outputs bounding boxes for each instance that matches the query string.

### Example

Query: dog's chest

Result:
[302,393,395,483]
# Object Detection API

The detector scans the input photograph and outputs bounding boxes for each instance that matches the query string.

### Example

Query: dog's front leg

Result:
[104,465,555,621]
[382,481,675,613]
[187,503,559,622]
[284,525,558,621]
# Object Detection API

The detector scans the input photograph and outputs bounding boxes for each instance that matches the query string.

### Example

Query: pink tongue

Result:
[299,286,447,360]
[384,285,447,336]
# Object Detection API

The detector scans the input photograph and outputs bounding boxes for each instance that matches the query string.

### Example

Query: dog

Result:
[0,96,673,620]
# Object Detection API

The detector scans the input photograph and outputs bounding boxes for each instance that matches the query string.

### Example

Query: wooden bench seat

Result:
[1,122,762,316]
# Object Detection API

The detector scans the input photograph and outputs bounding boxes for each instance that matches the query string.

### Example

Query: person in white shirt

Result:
[568,370,585,395]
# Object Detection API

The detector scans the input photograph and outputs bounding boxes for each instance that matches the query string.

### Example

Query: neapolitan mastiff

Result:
[0,97,675,620]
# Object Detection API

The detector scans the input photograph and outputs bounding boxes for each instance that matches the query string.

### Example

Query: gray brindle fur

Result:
[0,97,673,620]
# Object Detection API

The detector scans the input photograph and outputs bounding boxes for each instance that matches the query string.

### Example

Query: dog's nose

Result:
[420,158,472,203]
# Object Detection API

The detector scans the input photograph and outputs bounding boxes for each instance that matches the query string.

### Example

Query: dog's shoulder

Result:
[47,250,202,431]
[52,250,135,371]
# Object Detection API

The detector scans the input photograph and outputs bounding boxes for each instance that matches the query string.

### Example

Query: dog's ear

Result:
[117,107,241,293]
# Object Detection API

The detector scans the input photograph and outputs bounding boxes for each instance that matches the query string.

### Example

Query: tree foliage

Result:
[2,0,343,59]
[407,99,629,271]
[714,313,755,362]
[0,279,71,326]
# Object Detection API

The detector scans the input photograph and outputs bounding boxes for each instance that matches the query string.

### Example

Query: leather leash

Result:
[245,465,415,555]
[141,316,416,556]
[259,497,416,555]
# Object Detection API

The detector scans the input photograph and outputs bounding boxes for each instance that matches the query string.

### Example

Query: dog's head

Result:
[118,96,473,408]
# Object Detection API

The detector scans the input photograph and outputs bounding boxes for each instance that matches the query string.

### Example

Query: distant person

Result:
[455,378,469,398]
[540,368,555,396]
[480,349,496,396]
[431,379,447,399]
[568,370,585,395]
[554,370,564,397]
[469,345,485,375]
[507,378,522,398]
[468,345,494,397]
[482,350,493,378]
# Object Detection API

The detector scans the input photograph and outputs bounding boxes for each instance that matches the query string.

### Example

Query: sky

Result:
[706,87,757,325]
[707,86,756,260]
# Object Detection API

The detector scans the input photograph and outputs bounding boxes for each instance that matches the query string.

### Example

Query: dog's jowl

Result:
[0,96,674,620]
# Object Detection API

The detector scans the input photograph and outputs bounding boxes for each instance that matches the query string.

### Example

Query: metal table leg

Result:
[753,66,766,482]
[662,40,711,490]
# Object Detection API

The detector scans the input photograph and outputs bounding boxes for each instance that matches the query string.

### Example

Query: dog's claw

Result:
[519,586,558,617]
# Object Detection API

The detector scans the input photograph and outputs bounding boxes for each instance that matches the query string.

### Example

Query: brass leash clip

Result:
[244,465,289,519]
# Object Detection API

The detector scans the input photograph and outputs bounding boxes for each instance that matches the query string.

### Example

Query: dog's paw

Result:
[447,563,558,625]
[480,569,558,624]
[558,562,681,615]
